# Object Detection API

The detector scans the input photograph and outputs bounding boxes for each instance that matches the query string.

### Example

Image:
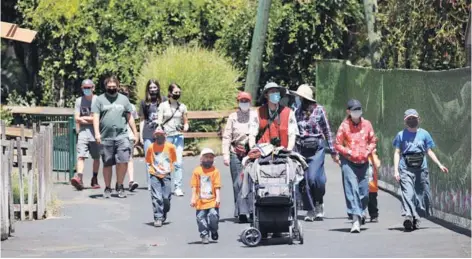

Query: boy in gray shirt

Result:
[71,79,101,190]
[92,76,138,198]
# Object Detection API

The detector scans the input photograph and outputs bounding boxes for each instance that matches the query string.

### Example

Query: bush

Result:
[137,45,240,111]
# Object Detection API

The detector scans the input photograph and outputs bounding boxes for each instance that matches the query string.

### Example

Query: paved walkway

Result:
[1,156,471,257]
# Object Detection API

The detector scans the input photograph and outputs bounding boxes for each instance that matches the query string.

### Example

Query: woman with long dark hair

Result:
[139,79,165,190]
[157,83,189,197]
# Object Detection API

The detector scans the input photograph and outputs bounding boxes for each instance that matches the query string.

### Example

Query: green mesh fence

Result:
[316,59,471,223]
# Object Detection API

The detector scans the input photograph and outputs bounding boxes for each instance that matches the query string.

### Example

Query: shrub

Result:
[136,45,240,152]
[137,45,240,111]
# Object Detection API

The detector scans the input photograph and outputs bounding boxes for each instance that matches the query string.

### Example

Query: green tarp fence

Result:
[316,59,471,227]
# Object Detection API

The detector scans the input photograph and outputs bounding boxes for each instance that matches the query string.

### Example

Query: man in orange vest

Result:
[248,82,299,150]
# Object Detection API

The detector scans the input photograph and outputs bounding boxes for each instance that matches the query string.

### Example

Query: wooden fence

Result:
[3,105,235,139]
[0,120,53,241]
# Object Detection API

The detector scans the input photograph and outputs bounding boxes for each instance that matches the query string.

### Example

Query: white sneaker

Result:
[304,210,315,222]
[314,203,324,220]
[174,188,184,197]
[350,216,361,233]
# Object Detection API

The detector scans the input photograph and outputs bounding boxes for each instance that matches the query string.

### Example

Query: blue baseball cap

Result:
[347,99,362,110]
[404,109,419,119]
[81,79,94,87]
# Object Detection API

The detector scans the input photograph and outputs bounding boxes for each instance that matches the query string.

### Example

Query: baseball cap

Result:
[81,79,94,87]
[347,99,362,110]
[237,91,252,101]
[200,148,215,158]
[404,109,419,120]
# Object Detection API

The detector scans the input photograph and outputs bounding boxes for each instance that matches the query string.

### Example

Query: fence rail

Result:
[0,120,54,241]
[3,105,247,139]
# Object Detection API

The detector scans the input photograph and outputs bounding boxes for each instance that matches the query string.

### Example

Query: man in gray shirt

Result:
[71,79,101,191]
[92,76,138,198]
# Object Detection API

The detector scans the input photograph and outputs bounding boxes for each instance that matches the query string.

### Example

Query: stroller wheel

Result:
[297,220,304,244]
[240,227,262,247]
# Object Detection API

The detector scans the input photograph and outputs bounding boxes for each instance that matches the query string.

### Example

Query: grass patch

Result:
[11,168,61,218]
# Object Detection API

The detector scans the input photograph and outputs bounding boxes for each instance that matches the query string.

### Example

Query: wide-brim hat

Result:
[259,82,287,102]
[294,84,316,103]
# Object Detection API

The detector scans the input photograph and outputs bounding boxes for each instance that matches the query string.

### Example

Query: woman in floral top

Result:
[294,84,339,222]
[221,91,256,223]
[334,99,377,233]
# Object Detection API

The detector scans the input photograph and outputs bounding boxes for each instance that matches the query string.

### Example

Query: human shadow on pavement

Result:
[237,236,299,247]
[329,228,368,232]
[144,222,170,227]
[88,194,136,199]
[388,226,439,232]
[188,240,218,245]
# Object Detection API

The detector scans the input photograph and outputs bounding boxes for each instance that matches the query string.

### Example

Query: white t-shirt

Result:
[157,101,188,136]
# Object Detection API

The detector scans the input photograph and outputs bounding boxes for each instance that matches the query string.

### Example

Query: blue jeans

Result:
[143,138,154,189]
[166,134,184,189]
[150,175,172,220]
[300,144,327,211]
[400,167,431,218]
[341,157,369,218]
[196,208,219,237]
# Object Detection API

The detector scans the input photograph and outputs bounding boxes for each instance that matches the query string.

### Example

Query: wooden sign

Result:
[1,22,37,43]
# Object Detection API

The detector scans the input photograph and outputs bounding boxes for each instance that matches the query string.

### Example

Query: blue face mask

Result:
[295,96,302,108]
[269,92,281,104]
[82,88,92,96]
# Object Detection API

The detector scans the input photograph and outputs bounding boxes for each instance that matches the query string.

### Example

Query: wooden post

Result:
[1,120,6,140]
[8,141,15,233]
[37,127,45,219]
[244,0,273,105]
[16,137,25,220]
[1,149,8,240]
[44,125,52,216]
[27,139,34,220]
[363,0,380,68]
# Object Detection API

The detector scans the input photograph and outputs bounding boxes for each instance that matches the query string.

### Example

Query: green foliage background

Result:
[1,0,470,107]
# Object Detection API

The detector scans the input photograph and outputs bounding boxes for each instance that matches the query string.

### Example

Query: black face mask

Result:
[172,94,181,100]
[106,88,118,96]
[406,119,419,128]
[155,136,166,145]
[201,161,213,169]
[150,91,158,100]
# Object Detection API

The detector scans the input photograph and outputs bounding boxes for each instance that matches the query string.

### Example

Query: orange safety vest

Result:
[257,104,290,148]
[368,151,381,193]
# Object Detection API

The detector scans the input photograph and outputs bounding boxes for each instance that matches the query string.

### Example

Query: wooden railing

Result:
[0,121,54,241]
[4,105,238,139]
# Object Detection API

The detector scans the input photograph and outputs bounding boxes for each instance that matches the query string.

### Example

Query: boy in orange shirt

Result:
[190,148,221,244]
[145,127,177,227]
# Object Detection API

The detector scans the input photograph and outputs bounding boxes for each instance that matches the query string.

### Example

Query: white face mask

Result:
[350,110,363,119]
[239,102,250,111]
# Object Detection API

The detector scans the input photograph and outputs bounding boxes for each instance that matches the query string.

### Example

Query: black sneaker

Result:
[403,217,413,231]
[211,231,219,241]
[104,187,112,198]
[117,184,127,198]
[413,218,420,230]
[238,215,248,223]
[361,216,366,225]
[129,181,139,192]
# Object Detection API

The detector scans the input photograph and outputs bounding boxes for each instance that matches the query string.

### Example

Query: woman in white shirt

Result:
[157,83,189,197]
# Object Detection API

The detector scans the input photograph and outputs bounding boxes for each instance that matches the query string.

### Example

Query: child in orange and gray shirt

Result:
[145,127,177,227]
[190,148,221,244]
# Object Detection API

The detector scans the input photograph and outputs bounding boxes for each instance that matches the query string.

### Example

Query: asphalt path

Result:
[1,156,470,257]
